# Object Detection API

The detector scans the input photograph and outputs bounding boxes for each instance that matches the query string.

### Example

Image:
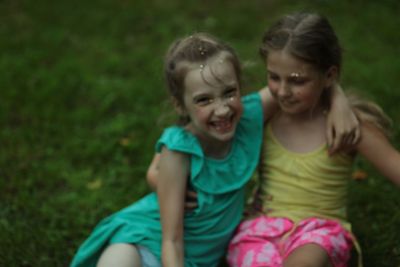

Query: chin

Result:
[281,105,304,114]
[209,122,238,141]
[212,130,236,142]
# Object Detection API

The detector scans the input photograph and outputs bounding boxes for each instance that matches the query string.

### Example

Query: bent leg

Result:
[283,243,332,267]
[282,218,353,267]
[97,243,141,267]
[227,216,293,267]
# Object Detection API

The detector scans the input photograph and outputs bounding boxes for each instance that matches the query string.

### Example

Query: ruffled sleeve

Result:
[156,126,202,156]
[155,126,206,180]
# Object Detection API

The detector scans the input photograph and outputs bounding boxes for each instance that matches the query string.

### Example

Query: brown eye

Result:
[294,80,306,85]
[220,87,238,102]
[195,97,212,105]
[268,73,279,81]
[292,78,307,86]
[224,87,237,98]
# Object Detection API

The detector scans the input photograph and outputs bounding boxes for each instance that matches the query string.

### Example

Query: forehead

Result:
[267,50,318,76]
[183,54,238,95]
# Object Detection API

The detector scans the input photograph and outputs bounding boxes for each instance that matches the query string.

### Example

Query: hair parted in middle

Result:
[259,12,392,136]
[164,32,242,124]
[260,12,342,75]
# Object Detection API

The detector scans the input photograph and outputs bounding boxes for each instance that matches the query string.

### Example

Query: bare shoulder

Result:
[158,146,190,178]
[258,86,278,122]
[258,86,271,104]
[160,146,188,162]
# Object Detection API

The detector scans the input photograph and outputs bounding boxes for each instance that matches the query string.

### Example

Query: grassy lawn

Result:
[1,0,399,266]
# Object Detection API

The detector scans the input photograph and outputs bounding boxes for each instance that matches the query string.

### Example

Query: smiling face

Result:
[181,53,243,146]
[266,50,335,116]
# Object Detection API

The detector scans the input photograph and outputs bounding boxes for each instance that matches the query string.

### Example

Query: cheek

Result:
[293,89,307,101]
[294,88,321,103]
[267,81,279,96]
[234,101,244,117]
[190,107,210,123]
[229,97,243,113]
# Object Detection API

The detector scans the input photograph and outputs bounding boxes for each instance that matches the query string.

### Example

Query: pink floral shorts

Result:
[227,216,353,267]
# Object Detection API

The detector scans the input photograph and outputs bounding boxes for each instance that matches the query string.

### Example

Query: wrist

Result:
[162,240,184,267]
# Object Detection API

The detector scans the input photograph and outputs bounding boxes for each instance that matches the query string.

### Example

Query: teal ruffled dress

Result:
[71,93,264,267]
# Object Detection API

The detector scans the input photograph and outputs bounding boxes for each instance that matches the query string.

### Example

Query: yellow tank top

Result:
[259,124,354,228]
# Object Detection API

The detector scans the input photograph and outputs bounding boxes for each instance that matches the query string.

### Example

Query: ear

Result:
[324,66,339,88]
[171,97,186,115]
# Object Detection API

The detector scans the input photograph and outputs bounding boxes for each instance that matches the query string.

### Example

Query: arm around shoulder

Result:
[157,147,189,267]
[327,83,360,154]
[356,123,400,186]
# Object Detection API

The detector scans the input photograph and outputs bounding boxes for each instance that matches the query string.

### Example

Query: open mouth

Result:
[210,117,234,133]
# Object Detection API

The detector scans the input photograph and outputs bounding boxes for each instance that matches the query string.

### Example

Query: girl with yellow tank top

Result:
[227,12,400,267]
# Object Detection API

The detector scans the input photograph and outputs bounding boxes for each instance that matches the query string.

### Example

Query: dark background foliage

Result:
[1,0,399,266]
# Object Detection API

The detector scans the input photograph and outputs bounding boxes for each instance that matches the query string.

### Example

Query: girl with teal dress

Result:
[71,32,358,267]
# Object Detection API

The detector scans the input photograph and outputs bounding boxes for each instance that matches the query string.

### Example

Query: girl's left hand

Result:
[184,190,198,211]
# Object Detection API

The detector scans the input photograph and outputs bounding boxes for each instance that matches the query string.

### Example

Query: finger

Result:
[345,127,360,145]
[340,130,359,153]
[326,126,333,148]
[184,202,198,211]
[330,131,343,155]
[348,114,360,145]
[186,190,197,198]
[185,191,197,202]
[341,130,356,149]
[348,132,357,145]
[352,127,361,145]
[337,129,358,152]
[342,131,353,146]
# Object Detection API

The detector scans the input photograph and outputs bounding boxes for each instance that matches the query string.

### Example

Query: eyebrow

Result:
[267,70,306,78]
[223,83,238,89]
[192,92,211,101]
[192,91,210,97]
[267,70,278,76]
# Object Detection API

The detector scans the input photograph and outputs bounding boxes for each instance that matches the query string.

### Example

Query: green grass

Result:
[1,0,399,266]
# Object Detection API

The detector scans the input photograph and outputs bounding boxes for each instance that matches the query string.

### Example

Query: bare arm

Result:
[147,153,198,210]
[157,147,189,267]
[146,153,161,190]
[356,123,400,186]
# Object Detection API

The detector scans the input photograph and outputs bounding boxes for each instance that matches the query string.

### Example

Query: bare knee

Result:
[97,243,142,267]
[283,244,332,267]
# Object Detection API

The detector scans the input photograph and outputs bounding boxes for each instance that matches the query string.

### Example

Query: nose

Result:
[214,101,230,117]
[277,82,291,98]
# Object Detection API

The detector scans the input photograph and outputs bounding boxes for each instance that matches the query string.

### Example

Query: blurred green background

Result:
[1,0,399,266]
